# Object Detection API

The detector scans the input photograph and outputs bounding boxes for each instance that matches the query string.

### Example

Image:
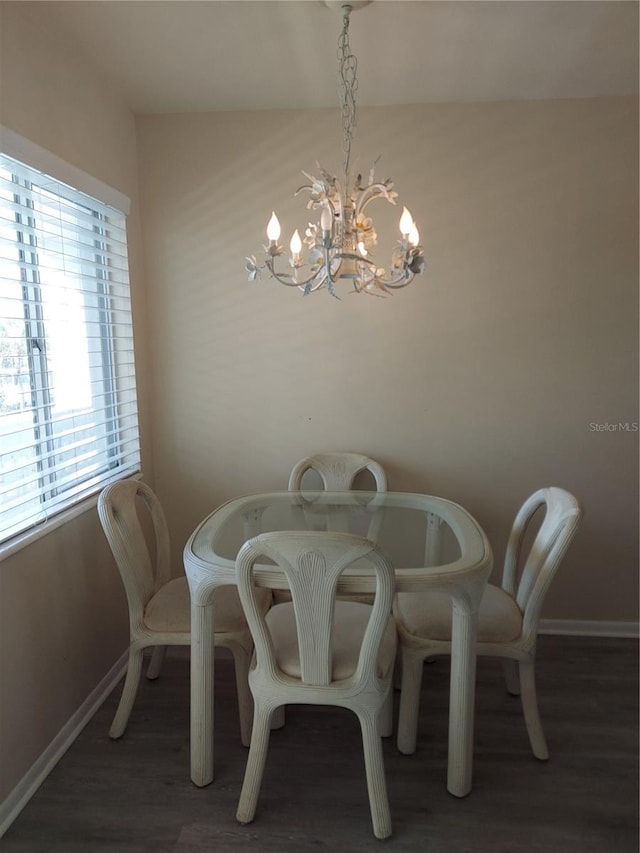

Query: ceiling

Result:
[13,0,639,114]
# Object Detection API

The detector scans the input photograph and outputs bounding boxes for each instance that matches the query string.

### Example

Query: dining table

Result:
[183,489,493,798]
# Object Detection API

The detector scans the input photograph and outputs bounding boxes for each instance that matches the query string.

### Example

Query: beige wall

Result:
[0,5,151,803]
[136,97,638,623]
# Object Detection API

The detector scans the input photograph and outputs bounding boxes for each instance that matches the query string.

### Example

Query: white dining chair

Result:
[235,530,398,840]
[288,451,387,492]
[283,452,388,612]
[394,487,583,759]
[98,478,270,745]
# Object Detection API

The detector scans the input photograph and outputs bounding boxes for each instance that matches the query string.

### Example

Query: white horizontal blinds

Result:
[0,152,140,543]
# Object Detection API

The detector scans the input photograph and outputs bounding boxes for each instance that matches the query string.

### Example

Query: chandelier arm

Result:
[304,262,340,298]
[265,252,347,293]
[339,251,375,269]
[265,257,319,288]
[371,269,415,289]
[304,275,330,294]
[355,185,398,216]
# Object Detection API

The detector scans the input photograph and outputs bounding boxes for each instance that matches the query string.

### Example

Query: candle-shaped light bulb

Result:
[408,223,420,247]
[320,206,333,233]
[399,206,414,237]
[357,241,368,257]
[290,229,302,258]
[267,212,281,242]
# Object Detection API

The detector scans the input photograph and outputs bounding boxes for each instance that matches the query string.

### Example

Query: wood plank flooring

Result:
[2,635,638,852]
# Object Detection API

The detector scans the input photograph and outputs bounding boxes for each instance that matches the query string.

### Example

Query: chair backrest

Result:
[97,478,171,629]
[502,487,583,637]
[236,531,395,688]
[288,452,387,492]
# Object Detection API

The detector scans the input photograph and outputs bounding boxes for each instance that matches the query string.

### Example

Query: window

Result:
[0,151,140,545]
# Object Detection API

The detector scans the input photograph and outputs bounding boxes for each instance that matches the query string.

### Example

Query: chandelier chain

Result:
[338,6,358,189]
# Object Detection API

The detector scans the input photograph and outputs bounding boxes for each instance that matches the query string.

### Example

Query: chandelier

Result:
[245,1,425,297]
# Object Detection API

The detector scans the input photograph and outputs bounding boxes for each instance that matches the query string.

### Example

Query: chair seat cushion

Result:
[265,600,397,680]
[145,577,271,634]
[394,584,523,643]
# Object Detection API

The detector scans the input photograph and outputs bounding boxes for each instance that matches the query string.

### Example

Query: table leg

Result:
[190,600,216,786]
[447,603,478,797]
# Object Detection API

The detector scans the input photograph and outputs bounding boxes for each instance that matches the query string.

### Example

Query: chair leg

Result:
[393,646,402,691]
[146,645,167,680]
[501,659,520,696]
[519,658,549,760]
[379,685,394,738]
[224,640,253,746]
[359,710,392,840]
[236,702,275,825]
[229,641,254,748]
[109,645,144,740]
[396,648,424,755]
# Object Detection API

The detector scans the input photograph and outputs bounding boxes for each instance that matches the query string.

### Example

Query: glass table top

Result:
[188,490,488,576]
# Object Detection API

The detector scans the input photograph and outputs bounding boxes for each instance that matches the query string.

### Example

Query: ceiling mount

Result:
[323,1,372,12]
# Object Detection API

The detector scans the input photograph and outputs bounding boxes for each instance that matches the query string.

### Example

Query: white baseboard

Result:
[539,618,639,638]
[0,652,128,839]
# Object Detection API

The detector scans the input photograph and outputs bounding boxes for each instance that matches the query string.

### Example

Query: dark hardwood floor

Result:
[2,636,638,852]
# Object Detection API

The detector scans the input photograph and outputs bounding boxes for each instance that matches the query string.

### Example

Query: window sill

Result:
[0,472,143,561]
